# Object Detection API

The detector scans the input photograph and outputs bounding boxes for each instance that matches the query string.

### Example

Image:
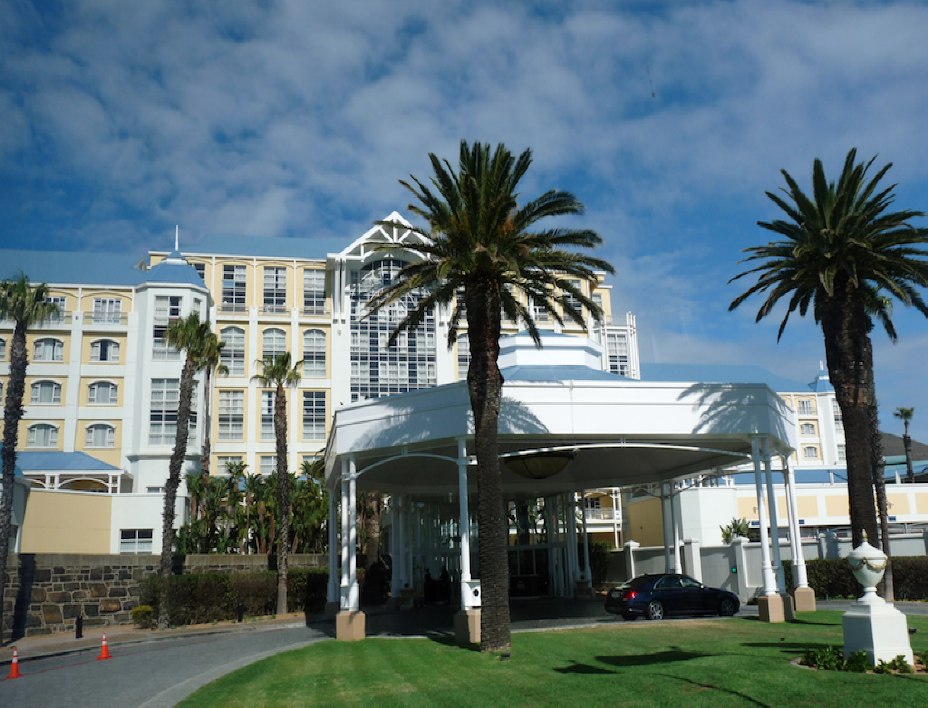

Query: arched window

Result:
[457,333,470,380]
[800,423,815,436]
[27,423,58,448]
[0,337,5,361]
[803,446,819,460]
[30,380,62,404]
[86,423,116,448]
[262,328,287,362]
[88,381,118,405]
[90,339,119,362]
[34,338,64,362]
[303,329,326,377]
[220,327,245,376]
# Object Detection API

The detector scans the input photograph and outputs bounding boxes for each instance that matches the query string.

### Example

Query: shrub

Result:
[785,556,928,601]
[589,542,611,586]
[230,572,277,617]
[131,605,155,629]
[720,518,750,543]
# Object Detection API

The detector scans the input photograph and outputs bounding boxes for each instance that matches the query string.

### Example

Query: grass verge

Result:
[181,611,928,706]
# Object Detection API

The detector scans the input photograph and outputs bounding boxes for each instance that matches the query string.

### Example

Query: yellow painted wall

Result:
[21,490,113,554]
[887,493,911,515]
[626,497,664,546]
[737,497,758,521]
[825,495,849,518]
[797,496,819,518]
[915,493,928,515]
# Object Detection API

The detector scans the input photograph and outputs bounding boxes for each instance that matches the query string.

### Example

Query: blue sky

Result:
[3,0,928,441]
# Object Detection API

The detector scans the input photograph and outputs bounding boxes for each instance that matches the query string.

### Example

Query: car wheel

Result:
[719,598,736,617]
[621,613,635,621]
[646,600,664,621]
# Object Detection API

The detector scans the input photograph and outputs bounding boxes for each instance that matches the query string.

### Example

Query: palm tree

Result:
[252,352,303,615]
[0,274,58,632]
[730,149,928,547]
[367,140,614,651]
[895,407,915,483]
[198,336,228,478]
[158,312,223,628]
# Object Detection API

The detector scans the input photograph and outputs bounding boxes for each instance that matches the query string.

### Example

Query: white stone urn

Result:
[846,539,887,605]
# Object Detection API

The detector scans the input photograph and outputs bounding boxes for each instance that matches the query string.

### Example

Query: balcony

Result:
[88,313,128,326]
[219,303,248,314]
[585,508,617,521]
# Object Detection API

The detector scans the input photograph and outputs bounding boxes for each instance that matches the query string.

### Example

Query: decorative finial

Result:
[175,225,179,251]
[862,530,868,543]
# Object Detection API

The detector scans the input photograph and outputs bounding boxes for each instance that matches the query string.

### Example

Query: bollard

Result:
[76,614,83,640]
[237,602,245,623]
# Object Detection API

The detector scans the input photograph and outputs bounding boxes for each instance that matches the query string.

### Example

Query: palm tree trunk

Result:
[159,354,196,629]
[364,493,382,569]
[274,385,290,615]
[0,322,28,637]
[904,422,914,484]
[869,395,893,600]
[466,289,511,652]
[821,299,879,548]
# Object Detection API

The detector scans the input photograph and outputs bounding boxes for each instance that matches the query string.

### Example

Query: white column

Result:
[328,493,338,603]
[566,492,579,592]
[340,465,349,608]
[670,483,682,574]
[661,483,673,573]
[762,438,786,593]
[612,488,620,548]
[752,437,777,595]
[783,455,809,588]
[390,498,400,597]
[347,457,359,611]
[580,489,592,581]
[458,439,475,608]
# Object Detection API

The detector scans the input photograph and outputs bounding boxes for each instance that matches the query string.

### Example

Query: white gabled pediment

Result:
[338,212,432,261]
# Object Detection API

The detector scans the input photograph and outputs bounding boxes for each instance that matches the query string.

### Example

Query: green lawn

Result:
[182,612,928,707]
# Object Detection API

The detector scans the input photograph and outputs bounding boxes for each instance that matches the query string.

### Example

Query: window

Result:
[833,400,843,427]
[455,288,467,320]
[193,263,206,282]
[561,279,583,316]
[34,338,63,362]
[93,298,122,324]
[803,446,819,460]
[0,338,5,361]
[262,328,287,362]
[303,329,326,377]
[606,332,629,376]
[302,391,326,441]
[303,270,326,315]
[220,327,245,376]
[45,296,67,323]
[86,424,115,448]
[120,529,153,555]
[800,423,815,436]
[155,295,182,321]
[88,381,117,405]
[217,455,243,473]
[218,390,244,441]
[457,333,470,379]
[260,455,276,476]
[349,259,437,401]
[90,339,119,363]
[149,379,196,445]
[261,391,276,440]
[837,444,846,461]
[584,497,601,510]
[263,267,287,313]
[531,296,549,322]
[27,424,58,448]
[592,292,604,314]
[152,325,180,360]
[797,399,815,415]
[222,265,247,312]
[30,381,61,404]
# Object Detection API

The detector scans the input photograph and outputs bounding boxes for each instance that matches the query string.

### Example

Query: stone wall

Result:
[1,552,328,642]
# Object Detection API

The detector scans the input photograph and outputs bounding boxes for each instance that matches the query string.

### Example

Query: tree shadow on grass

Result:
[653,674,769,707]
[427,634,481,653]
[554,661,616,675]
[596,649,707,668]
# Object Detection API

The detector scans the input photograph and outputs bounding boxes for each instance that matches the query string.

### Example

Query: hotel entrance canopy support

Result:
[323,332,804,637]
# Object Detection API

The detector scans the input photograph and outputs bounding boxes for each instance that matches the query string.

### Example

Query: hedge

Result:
[140,569,330,626]
[783,556,928,600]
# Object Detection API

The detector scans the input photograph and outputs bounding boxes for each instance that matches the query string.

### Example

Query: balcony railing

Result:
[584,509,617,521]
[89,313,128,325]
[219,303,248,314]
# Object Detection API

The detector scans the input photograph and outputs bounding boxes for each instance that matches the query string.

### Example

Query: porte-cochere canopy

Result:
[324,331,797,497]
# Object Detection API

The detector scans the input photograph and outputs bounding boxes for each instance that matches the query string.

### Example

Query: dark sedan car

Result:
[605,573,740,620]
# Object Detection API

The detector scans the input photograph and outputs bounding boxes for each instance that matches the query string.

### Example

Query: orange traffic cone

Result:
[6,646,22,679]
[97,633,112,661]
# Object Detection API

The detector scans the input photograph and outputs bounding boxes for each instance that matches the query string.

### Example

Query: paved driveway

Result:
[0,625,328,708]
